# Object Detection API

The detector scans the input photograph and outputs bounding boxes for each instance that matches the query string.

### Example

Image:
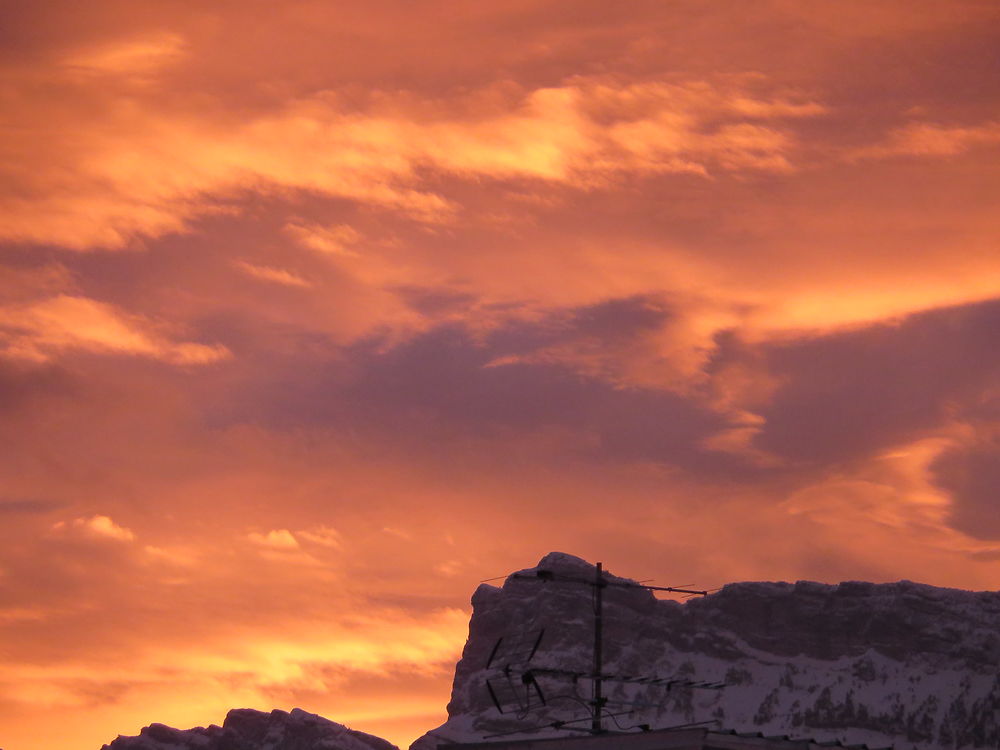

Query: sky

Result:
[2,1,1000,748]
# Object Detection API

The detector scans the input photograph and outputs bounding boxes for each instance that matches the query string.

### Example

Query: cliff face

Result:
[101,707,398,750]
[413,553,1000,750]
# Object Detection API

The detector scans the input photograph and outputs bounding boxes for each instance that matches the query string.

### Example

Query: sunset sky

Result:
[3,2,1000,748]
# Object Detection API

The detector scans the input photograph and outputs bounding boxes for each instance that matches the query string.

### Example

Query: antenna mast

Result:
[592,561,605,733]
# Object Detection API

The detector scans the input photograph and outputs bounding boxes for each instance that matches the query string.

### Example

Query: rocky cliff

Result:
[101,707,398,750]
[413,552,1000,750]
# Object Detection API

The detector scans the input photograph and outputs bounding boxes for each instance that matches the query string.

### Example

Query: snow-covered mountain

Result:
[413,552,1000,750]
[101,707,398,750]
[96,554,1000,750]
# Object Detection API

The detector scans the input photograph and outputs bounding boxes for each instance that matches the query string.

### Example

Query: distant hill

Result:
[101,707,398,750]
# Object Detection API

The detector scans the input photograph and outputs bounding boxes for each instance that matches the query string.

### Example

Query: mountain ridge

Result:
[96,553,1000,750]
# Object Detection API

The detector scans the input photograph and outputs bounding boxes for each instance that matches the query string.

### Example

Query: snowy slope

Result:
[101,707,398,750]
[412,553,1000,750]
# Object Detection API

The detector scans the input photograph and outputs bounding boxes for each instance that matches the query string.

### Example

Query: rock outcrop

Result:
[102,707,398,750]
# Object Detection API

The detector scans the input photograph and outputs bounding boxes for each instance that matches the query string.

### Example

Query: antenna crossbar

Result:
[511,570,709,597]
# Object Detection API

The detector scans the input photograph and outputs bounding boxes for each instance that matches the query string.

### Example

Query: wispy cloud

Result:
[234,261,312,288]
[0,295,229,365]
[852,120,1000,159]
[247,529,300,550]
[62,32,188,76]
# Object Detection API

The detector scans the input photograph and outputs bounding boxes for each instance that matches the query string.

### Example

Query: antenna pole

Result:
[490,562,717,739]
[592,561,604,733]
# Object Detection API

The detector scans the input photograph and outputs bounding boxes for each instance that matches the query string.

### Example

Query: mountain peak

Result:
[533,551,597,572]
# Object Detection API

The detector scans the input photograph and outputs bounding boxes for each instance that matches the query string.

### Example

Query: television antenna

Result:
[482,561,724,737]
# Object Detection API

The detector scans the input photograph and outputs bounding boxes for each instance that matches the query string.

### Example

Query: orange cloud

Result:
[285,222,362,257]
[0,70,822,250]
[297,526,343,549]
[853,120,1000,159]
[62,32,188,77]
[235,261,313,288]
[247,529,301,550]
[51,515,136,543]
[0,295,229,364]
